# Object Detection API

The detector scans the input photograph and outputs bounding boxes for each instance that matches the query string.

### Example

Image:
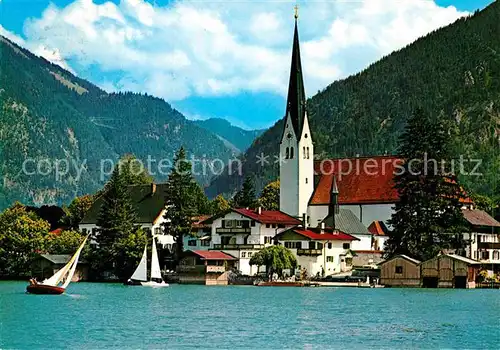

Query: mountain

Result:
[207,2,500,199]
[0,36,236,210]
[192,118,264,153]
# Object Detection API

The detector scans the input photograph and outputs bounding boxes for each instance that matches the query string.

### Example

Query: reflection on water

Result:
[1,282,499,349]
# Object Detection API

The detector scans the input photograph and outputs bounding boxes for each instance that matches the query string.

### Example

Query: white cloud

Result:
[10,0,468,101]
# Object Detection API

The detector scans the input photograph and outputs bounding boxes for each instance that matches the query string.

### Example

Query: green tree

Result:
[191,183,211,215]
[112,228,148,280]
[210,194,230,215]
[249,245,297,280]
[45,230,84,254]
[60,195,94,229]
[94,164,140,280]
[118,154,154,185]
[163,147,197,264]
[386,109,467,261]
[233,176,257,208]
[258,180,280,210]
[0,203,49,276]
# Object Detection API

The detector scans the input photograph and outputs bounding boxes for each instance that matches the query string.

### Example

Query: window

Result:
[290,147,294,159]
[317,243,323,250]
[251,220,256,227]
[264,236,272,244]
[305,133,308,138]
[395,266,403,274]
[493,251,500,260]
[272,224,277,229]
[155,227,162,235]
[241,252,246,258]
[200,240,211,247]
[188,240,197,246]
[326,256,334,263]
[286,147,289,159]
[303,146,306,159]
[247,252,253,257]
[327,243,332,249]
[284,242,301,249]
[481,251,490,260]
[309,241,316,249]
[221,236,231,245]
[82,228,88,235]
[305,178,308,184]
[306,147,310,159]
[342,243,350,250]
[266,224,271,228]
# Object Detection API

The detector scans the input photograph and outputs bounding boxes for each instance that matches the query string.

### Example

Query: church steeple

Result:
[285,16,307,140]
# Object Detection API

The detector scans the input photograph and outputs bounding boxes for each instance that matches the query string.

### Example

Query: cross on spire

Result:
[294,4,299,19]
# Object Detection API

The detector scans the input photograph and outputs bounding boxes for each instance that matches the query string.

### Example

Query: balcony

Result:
[216,227,251,234]
[206,265,225,273]
[213,244,265,250]
[177,265,226,273]
[297,249,322,256]
[478,242,500,250]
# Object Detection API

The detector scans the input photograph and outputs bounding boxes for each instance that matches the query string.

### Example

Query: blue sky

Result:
[0,0,494,130]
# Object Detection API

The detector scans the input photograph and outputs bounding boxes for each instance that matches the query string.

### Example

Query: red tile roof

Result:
[191,250,237,260]
[462,209,500,227]
[311,156,401,205]
[232,208,302,225]
[367,221,388,236]
[311,156,472,205]
[291,229,358,241]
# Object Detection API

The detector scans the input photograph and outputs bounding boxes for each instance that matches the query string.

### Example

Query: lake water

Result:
[1,281,499,349]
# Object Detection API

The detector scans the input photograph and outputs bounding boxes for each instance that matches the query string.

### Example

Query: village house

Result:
[183,215,212,251]
[202,208,301,275]
[177,250,237,285]
[79,183,174,249]
[31,254,88,282]
[461,208,500,275]
[275,226,358,277]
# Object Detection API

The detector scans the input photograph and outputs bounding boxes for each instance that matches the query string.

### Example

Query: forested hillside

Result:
[207,2,500,199]
[193,118,264,153]
[0,36,236,209]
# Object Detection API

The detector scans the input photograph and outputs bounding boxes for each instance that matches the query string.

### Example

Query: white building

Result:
[203,208,301,275]
[275,227,358,277]
[183,215,212,251]
[462,208,500,275]
[79,183,174,249]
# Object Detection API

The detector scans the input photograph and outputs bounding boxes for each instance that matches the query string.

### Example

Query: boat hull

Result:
[26,284,65,295]
[140,281,169,288]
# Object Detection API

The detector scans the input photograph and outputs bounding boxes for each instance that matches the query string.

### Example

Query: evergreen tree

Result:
[191,183,211,215]
[258,180,280,210]
[386,108,467,260]
[95,165,140,279]
[163,147,196,264]
[210,194,230,215]
[233,176,257,208]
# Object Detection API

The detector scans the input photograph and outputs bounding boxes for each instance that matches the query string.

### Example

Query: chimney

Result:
[257,206,262,215]
[329,176,340,230]
[150,183,157,196]
[320,222,325,234]
[302,213,307,229]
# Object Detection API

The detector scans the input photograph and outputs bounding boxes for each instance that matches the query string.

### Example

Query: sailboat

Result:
[26,235,89,295]
[127,236,168,287]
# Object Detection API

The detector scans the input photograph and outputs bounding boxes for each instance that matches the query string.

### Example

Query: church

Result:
[278,14,398,241]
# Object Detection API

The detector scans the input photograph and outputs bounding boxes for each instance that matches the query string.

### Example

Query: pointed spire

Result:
[285,14,307,139]
[331,175,339,195]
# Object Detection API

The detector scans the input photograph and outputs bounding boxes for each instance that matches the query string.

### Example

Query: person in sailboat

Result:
[29,277,38,285]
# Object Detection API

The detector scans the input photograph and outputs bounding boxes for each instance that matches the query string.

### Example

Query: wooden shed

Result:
[379,255,421,287]
[420,253,480,289]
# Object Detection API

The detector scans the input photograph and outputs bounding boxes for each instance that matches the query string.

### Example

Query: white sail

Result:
[43,235,88,287]
[150,236,162,280]
[130,244,148,281]
[61,236,88,288]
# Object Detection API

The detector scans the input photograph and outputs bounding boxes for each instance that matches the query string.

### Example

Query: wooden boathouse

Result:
[177,250,237,285]
[420,253,480,288]
[379,255,421,287]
